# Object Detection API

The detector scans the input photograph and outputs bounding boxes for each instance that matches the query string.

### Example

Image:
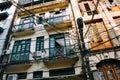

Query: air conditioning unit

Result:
[7,74,18,80]
[33,51,45,59]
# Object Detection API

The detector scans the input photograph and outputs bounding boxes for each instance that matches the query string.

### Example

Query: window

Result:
[0,1,12,11]
[50,68,75,76]
[79,1,98,16]
[108,70,115,80]
[99,72,106,80]
[116,68,120,78]
[18,73,27,79]
[49,34,65,57]
[33,71,42,78]
[20,16,34,24]
[0,12,9,21]
[7,73,27,80]
[11,39,31,62]
[48,9,66,24]
[15,16,35,31]
[36,37,44,51]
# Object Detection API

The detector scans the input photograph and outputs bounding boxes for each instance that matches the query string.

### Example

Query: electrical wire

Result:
[8,0,120,55]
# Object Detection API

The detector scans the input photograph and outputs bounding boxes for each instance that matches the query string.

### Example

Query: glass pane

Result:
[99,72,105,80]
[36,37,44,51]
[50,38,55,48]
[24,52,29,60]
[50,48,55,57]
[11,54,20,62]
[26,45,30,51]
[12,46,18,53]
[116,68,120,78]
[108,70,115,80]
[21,45,25,52]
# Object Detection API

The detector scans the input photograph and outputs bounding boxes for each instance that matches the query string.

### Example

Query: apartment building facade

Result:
[2,0,83,80]
[1,0,120,80]
[70,0,120,80]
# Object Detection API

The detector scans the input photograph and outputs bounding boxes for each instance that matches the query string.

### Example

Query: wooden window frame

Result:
[99,64,120,80]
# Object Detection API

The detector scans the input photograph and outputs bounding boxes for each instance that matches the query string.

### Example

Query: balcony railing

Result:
[47,15,70,24]
[12,22,35,36]
[5,52,32,72]
[10,52,30,63]
[44,15,72,32]
[43,45,79,68]
[19,0,54,7]
[17,0,68,16]
[49,46,75,58]
[12,22,35,32]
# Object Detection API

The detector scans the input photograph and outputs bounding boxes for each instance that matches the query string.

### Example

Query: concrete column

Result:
[70,0,82,22]
[44,35,49,57]
[75,67,82,75]
[43,71,49,77]
[27,73,33,79]
[30,38,36,60]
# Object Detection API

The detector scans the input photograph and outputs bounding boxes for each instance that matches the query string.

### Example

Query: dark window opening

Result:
[33,71,43,78]
[0,1,12,11]
[18,73,27,79]
[50,67,75,76]
[84,3,91,11]
[0,12,9,21]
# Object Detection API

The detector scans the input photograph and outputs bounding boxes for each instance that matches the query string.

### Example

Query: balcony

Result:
[43,46,79,69]
[44,15,72,32]
[12,22,35,37]
[17,0,68,16]
[5,52,32,72]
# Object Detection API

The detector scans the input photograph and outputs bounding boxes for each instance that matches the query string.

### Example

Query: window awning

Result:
[0,11,9,21]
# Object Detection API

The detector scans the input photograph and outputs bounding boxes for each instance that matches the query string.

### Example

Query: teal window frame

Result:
[36,36,44,51]
[33,71,43,78]
[49,33,66,57]
[11,39,31,62]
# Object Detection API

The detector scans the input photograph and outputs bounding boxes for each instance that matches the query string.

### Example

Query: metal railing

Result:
[47,45,78,60]
[19,0,55,7]
[12,22,35,32]
[10,52,30,63]
[47,15,70,25]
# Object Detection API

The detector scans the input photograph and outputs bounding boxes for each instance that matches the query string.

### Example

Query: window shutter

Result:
[91,24,102,42]
[97,23,108,41]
